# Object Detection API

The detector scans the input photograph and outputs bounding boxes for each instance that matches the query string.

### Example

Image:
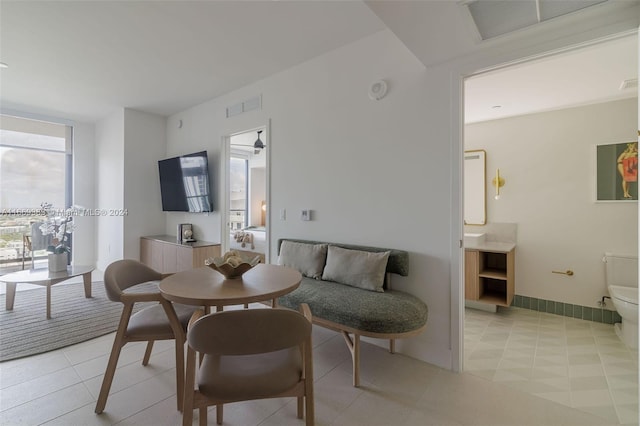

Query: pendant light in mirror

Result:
[254,130,265,154]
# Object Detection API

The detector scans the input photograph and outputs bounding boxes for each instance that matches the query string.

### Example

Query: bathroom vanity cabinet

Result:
[465,244,515,307]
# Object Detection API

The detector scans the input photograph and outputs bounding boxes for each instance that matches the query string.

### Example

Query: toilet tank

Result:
[605,253,638,288]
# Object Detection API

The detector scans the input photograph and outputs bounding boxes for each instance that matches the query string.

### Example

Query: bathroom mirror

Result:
[464,150,486,225]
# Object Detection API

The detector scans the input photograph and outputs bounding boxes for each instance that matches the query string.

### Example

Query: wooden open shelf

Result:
[465,247,515,307]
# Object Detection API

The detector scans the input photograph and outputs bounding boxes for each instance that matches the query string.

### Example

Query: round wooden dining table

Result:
[159,263,302,312]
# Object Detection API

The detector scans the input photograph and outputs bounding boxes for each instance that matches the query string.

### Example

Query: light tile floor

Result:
[0,302,634,425]
[465,306,639,425]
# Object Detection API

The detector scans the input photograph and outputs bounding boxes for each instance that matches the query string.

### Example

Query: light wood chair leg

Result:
[142,341,154,366]
[182,347,196,426]
[161,300,186,412]
[304,337,315,426]
[216,404,223,425]
[95,305,133,414]
[175,339,185,412]
[305,386,315,426]
[297,396,303,419]
[199,407,207,426]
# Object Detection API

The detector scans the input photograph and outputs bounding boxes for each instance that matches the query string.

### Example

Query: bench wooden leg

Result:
[341,331,360,387]
[389,338,395,354]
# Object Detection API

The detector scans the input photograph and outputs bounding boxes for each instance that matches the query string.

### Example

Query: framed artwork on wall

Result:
[596,141,638,201]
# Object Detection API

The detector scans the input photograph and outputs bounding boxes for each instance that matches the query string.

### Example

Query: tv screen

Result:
[158,151,213,212]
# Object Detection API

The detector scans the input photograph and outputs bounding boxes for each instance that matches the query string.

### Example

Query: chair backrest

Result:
[188,308,311,356]
[23,235,32,252]
[29,221,52,251]
[103,259,162,302]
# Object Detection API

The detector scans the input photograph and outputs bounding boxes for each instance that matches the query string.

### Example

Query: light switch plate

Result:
[301,210,311,221]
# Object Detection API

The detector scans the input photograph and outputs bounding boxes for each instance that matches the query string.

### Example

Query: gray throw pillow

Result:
[278,241,328,279]
[322,245,390,292]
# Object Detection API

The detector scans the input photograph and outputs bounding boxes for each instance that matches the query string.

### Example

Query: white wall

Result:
[465,98,638,308]
[123,109,166,260]
[94,108,168,268]
[71,122,96,266]
[163,111,223,245]
[167,30,453,367]
[95,109,124,271]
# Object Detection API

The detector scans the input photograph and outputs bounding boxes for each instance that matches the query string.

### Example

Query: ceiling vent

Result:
[463,0,608,40]
[619,79,638,91]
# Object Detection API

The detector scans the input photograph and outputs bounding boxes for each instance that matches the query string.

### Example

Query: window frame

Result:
[0,114,74,268]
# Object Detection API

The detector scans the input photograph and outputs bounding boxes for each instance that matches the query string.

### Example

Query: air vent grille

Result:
[226,95,262,118]
[619,79,638,91]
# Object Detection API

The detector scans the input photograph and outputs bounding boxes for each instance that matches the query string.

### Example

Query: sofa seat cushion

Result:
[278,277,428,335]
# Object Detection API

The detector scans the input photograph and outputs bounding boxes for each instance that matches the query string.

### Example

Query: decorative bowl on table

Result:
[205,250,261,279]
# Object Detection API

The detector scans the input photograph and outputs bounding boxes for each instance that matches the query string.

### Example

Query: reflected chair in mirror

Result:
[95,259,196,414]
[183,304,314,426]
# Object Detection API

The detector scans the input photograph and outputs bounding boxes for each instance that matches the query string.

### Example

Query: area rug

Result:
[0,281,157,362]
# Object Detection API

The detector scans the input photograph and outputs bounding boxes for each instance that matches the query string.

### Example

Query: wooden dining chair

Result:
[183,304,314,426]
[95,259,196,414]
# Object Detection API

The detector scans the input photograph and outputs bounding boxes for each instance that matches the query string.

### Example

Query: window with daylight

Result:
[0,114,73,269]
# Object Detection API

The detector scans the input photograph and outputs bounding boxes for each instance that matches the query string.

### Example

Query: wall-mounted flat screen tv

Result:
[158,151,213,212]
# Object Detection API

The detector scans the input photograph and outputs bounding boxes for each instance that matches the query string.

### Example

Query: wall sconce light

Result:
[492,168,505,200]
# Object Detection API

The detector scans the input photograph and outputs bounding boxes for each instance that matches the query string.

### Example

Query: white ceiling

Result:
[465,33,638,123]
[0,1,385,122]
[0,1,637,124]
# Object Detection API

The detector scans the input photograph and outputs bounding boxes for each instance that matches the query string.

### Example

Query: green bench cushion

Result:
[277,238,409,277]
[278,277,428,335]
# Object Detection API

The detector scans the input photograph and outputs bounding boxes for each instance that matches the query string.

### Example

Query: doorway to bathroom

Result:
[460,33,638,424]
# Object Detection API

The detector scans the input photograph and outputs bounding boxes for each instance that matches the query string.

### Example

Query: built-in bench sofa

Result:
[275,238,428,387]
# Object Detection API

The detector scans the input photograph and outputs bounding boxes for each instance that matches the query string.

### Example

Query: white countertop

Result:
[464,241,516,253]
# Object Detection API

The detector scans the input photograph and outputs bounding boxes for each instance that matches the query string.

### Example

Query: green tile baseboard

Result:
[511,294,622,324]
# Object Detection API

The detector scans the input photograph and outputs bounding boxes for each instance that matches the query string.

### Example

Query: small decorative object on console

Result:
[205,250,261,279]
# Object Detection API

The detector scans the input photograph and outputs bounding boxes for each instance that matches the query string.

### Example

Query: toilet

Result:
[606,253,638,349]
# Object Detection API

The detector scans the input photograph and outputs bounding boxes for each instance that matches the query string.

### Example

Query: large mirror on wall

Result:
[464,150,486,225]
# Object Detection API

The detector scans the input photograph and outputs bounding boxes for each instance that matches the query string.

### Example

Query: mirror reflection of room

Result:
[229,128,267,263]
